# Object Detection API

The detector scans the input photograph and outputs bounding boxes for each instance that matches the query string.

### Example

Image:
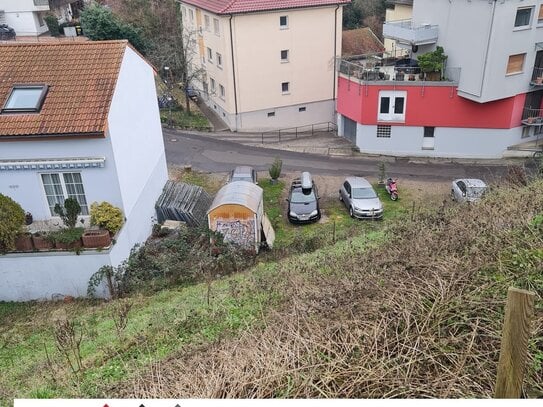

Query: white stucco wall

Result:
[412,0,542,103]
[0,138,122,221]
[351,121,524,158]
[4,11,46,36]
[108,46,168,220]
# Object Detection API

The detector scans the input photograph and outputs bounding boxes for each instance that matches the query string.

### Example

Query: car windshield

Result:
[352,187,377,199]
[291,189,315,204]
[466,187,486,198]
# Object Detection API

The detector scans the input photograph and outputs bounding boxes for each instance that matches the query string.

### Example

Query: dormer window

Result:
[2,85,48,113]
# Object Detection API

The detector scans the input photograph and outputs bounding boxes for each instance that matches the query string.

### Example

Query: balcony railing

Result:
[33,0,50,6]
[522,108,543,126]
[338,57,460,84]
[383,19,439,45]
[530,66,543,87]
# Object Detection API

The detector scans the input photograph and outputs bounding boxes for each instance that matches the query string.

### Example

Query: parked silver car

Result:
[339,177,383,219]
[451,178,487,203]
[228,166,258,184]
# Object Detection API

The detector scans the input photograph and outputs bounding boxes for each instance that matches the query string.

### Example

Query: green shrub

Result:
[90,202,124,235]
[417,46,447,74]
[54,197,81,229]
[44,14,60,37]
[269,157,283,180]
[48,227,84,245]
[0,194,25,254]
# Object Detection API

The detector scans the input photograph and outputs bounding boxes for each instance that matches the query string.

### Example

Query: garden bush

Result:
[90,202,124,235]
[0,194,25,253]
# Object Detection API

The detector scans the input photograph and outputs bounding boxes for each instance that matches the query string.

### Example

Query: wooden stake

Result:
[495,287,535,398]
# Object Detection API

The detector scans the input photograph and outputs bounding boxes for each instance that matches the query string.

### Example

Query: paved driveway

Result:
[164,128,508,182]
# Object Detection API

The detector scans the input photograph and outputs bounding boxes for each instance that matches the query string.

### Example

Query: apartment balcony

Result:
[383,19,438,46]
[338,57,460,85]
[521,108,543,126]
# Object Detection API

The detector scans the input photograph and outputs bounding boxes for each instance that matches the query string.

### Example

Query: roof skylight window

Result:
[2,85,48,113]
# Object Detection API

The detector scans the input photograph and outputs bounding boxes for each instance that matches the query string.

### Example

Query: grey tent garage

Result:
[207,181,274,252]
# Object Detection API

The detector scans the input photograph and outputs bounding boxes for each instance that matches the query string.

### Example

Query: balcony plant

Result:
[44,14,60,37]
[0,194,25,254]
[54,197,81,229]
[90,202,124,236]
[418,46,447,81]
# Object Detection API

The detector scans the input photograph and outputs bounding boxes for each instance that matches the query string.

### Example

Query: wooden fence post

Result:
[494,287,535,398]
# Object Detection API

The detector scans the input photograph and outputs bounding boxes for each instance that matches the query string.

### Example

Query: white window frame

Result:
[280,15,288,29]
[514,6,534,30]
[219,84,225,99]
[189,8,194,23]
[204,15,210,31]
[216,52,222,68]
[378,90,406,122]
[213,18,220,35]
[210,78,216,93]
[40,172,89,217]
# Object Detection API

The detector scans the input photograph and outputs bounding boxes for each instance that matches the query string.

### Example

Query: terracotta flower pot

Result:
[55,239,82,250]
[32,234,54,251]
[82,229,112,248]
[15,234,33,252]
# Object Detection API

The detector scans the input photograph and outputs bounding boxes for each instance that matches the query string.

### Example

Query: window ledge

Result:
[281,60,289,64]
[282,92,291,95]
[513,26,532,32]
[280,26,289,30]
[505,71,523,77]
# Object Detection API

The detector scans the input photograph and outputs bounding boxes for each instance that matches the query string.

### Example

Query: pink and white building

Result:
[337,0,543,158]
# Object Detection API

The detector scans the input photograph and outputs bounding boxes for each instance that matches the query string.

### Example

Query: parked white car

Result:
[451,178,487,203]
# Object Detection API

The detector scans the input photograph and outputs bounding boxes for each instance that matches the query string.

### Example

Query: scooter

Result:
[385,178,398,201]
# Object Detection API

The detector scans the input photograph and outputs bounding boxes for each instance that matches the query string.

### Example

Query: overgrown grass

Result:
[0,266,281,403]
[160,108,210,130]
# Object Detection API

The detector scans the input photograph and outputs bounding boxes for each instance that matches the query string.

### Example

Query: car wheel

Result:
[349,206,354,218]
[339,192,343,202]
[450,190,455,201]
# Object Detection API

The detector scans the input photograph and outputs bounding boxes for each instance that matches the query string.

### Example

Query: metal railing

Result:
[531,66,543,85]
[261,122,337,144]
[33,0,50,6]
[338,58,461,84]
[522,107,543,124]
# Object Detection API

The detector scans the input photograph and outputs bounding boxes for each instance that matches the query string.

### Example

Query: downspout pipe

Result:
[333,4,339,101]
[229,14,239,130]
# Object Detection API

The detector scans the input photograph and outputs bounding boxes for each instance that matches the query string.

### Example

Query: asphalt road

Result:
[163,128,508,182]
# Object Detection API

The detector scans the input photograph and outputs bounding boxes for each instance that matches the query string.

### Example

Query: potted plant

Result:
[82,229,112,248]
[408,73,416,81]
[395,71,405,81]
[0,194,25,254]
[418,46,447,81]
[32,232,54,251]
[14,233,33,252]
[268,157,282,184]
[50,228,84,250]
[90,202,124,236]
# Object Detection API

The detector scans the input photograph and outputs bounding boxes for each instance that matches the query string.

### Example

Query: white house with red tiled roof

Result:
[0,40,168,301]
[180,0,350,132]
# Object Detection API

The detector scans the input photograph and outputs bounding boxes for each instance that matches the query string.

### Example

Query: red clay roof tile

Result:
[182,0,350,14]
[0,40,127,139]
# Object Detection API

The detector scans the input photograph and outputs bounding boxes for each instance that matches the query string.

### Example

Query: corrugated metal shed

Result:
[208,181,263,214]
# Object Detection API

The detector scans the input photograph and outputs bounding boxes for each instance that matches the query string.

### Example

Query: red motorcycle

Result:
[385,178,398,201]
